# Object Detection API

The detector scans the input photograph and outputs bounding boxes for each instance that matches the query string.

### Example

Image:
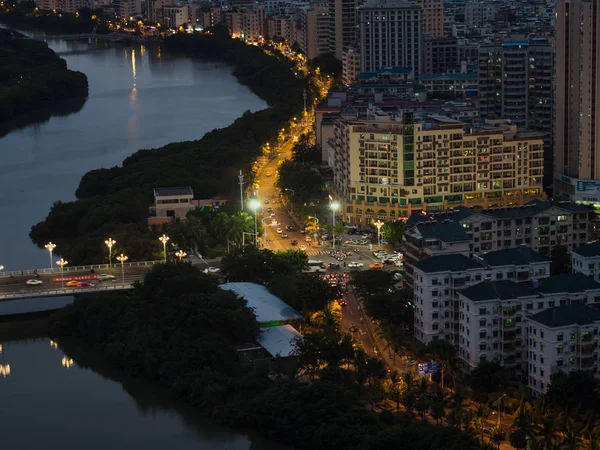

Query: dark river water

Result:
[0,339,286,449]
[0,36,284,450]
[0,38,267,271]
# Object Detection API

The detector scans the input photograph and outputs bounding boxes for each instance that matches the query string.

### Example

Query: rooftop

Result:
[529,304,600,329]
[572,241,600,258]
[220,282,302,323]
[411,220,469,243]
[257,325,302,358]
[153,186,193,197]
[415,254,481,274]
[476,246,549,267]
[460,280,536,302]
[536,273,600,294]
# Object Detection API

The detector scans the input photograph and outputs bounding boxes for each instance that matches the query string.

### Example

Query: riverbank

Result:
[0,28,88,125]
[29,31,308,265]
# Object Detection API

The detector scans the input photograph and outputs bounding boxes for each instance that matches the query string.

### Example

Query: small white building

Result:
[474,246,550,283]
[528,304,600,394]
[572,241,600,282]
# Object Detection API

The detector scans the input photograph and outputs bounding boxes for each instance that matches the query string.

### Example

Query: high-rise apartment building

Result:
[555,0,600,202]
[329,0,360,60]
[358,1,422,75]
[342,45,361,85]
[422,36,458,74]
[478,38,553,185]
[332,112,545,224]
[415,0,443,38]
[302,2,330,59]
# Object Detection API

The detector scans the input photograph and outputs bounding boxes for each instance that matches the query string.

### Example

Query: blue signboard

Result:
[418,361,438,375]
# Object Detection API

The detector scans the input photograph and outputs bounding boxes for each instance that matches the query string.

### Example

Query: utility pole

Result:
[303,89,307,113]
[238,170,244,212]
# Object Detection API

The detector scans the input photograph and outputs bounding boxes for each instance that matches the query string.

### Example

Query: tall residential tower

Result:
[555,0,600,202]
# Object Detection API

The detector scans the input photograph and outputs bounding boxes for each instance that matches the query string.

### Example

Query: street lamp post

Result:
[104,238,116,267]
[56,258,68,288]
[284,189,295,215]
[45,242,56,272]
[175,250,186,261]
[330,201,340,250]
[496,393,507,427]
[374,220,384,250]
[159,234,169,263]
[248,198,260,247]
[116,253,128,283]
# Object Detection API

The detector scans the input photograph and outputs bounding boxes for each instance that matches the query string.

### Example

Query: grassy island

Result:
[0,28,88,125]
[49,262,491,450]
[29,30,308,264]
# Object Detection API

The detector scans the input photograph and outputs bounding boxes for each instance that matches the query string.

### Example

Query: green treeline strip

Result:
[0,28,88,122]
[29,31,309,265]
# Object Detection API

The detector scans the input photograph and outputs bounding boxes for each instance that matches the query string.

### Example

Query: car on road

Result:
[281,232,288,238]
[265,172,272,177]
[207,267,221,273]
[291,239,298,246]
[300,244,307,251]
[337,297,348,306]
[349,324,358,332]
[328,263,341,270]
[305,236,312,242]
[25,279,43,286]
[276,228,283,234]
[347,262,364,268]
[369,263,383,270]
[267,207,273,213]
[285,225,294,231]
[66,281,95,288]
[96,274,116,281]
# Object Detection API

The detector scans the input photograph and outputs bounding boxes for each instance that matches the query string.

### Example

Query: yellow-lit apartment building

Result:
[332,112,545,224]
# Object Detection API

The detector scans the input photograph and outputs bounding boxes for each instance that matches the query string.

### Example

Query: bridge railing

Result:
[0,260,163,278]
[0,283,135,301]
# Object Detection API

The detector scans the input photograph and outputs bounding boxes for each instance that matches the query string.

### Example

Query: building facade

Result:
[555,0,600,201]
[358,1,422,76]
[329,0,359,60]
[342,45,361,85]
[422,36,459,75]
[302,2,330,59]
[332,112,545,225]
[415,0,443,38]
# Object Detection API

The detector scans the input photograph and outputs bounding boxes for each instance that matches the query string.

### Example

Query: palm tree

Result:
[561,418,583,450]
[429,389,449,425]
[512,403,535,449]
[447,388,468,430]
[227,212,254,245]
[581,411,600,450]
[210,212,231,241]
[534,414,561,450]
[338,333,355,370]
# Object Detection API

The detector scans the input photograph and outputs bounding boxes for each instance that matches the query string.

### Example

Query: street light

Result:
[284,188,295,215]
[116,253,128,283]
[330,201,340,250]
[159,234,169,263]
[496,393,507,427]
[104,238,116,267]
[175,250,186,261]
[248,198,260,246]
[374,220,384,250]
[56,258,68,288]
[45,242,56,272]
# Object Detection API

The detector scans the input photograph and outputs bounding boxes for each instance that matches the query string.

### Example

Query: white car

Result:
[207,267,221,273]
[25,279,43,286]
[276,228,283,234]
[305,236,312,242]
[96,274,116,281]
[347,262,364,268]
[300,244,307,251]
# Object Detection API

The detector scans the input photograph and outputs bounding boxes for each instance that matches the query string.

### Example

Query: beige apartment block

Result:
[333,113,545,224]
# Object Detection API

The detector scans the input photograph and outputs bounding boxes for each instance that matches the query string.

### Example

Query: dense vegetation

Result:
[0,28,88,123]
[50,260,491,450]
[0,1,107,35]
[30,29,310,264]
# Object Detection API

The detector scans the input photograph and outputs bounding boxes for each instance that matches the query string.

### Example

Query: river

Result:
[0,338,286,449]
[0,37,267,271]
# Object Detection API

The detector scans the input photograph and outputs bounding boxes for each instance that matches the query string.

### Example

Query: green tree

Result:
[382,220,406,246]
[429,390,449,425]
[489,427,505,450]
[221,246,293,283]
[267,272,335,315]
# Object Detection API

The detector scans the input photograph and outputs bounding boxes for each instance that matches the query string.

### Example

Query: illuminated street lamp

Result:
[104,238,116,267]
[45,242,56,272]
[62,356,74,368]
[248,198,260,246]
[374,220,384,250]
[56,258,68,288]
[330,201,340,250]
[116,253,128,283]
[159,234,170,263]
[175,250,186,261]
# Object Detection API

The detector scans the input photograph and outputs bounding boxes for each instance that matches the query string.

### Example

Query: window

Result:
[537,302,544,309]
[480,343,487,350]
[480,319,486,326]
[557,359,564,367]
[557,346,563,355]
[480,331,487,339]
[557,333,564,341]
[526,303,533,310]
[540,331,544,338]
[540,344,544,351]
[557,215,568,221]
[479,307,487,315]
[432,290,439,297]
